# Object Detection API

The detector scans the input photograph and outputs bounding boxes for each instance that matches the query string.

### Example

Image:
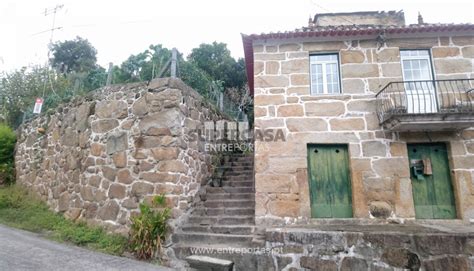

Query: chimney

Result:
[313,10,405,27]
[308,15,314,27]
[418,12,424,24]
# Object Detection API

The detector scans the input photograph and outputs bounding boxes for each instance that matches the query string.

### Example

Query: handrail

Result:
[375,79,474,124]
[375,79,474,97]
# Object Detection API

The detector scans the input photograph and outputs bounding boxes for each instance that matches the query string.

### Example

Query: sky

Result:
[0,0,473,72]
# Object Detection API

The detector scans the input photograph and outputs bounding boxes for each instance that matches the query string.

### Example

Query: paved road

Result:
[0,225,172,271]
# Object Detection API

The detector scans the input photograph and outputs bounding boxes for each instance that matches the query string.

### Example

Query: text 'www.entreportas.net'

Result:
[190,247,283,255]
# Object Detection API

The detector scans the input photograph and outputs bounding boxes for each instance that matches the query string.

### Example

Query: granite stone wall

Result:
[15,78,225,234]
[263,226,474,270]
[253,35,474,224]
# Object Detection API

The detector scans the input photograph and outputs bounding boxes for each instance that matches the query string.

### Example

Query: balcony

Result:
[376,79,474,131]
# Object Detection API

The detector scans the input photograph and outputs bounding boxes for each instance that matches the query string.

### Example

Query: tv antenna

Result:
[42,4,64,49]
[38,4,64,99]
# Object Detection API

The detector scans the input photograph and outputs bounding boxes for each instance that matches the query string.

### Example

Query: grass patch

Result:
[0,185,128,255]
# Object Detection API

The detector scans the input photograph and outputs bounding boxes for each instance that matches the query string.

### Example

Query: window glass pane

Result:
[326,63,335,85]
[400,50,410,57]
[332,73,338,85]
[401,50,430,57]
[316,55,327,61]
[312,82,323,94]
[413,70,421,80]
[311,63,324,94]
[421,68,430,80]
[402,60,413,80]
[332,64,340,93]
[328,84,336,93]
[417,60,423,69]
[404,60,412,70]
[312,84,323,94]
[419,60,428,70]
[419,60,431,80]
[415,50,429,56]
[313,55,336,62]
[327,84,333,93]
[311,64,323,82]
[402,59,432,82]
[315,64,322,73]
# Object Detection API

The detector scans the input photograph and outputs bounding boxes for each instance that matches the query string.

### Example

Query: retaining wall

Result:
[15,78,225,234]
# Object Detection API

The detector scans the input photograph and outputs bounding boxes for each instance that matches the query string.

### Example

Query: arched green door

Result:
[307,144,353,218]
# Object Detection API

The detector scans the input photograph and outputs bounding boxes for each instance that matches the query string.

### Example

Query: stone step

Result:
[204,200,255,208]
[186,255,233,271]
[173,244,266,271]
[224,171,253,177]
[221,180,254,187]
[229,157,254,162]
[207,187,255,194]
[193,207,254,216]
[222,175,253,181]
[223,168,253,173]
[225,153,253,157]
[206,193,255,200]
[187,215,255,225]
[182,225,256,235]
[172,232,254,245]
[223,170,253,174]
[228,161,254,167]
[224,164,253,171]
[218,166,253,171]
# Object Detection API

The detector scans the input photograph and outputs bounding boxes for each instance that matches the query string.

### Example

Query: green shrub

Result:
[129,194,171,260]
[0,124,15,164]
[0,124,15,186]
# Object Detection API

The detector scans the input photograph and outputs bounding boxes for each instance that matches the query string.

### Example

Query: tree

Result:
[113,42,247,92]
[0,66,71,128]
[50,37,97,74]
[112,42,248,101]
[188,42,247,89]
[83,65,107,91]
[113,45,172,83]
[178,60,213,95]
[115,52,149,83]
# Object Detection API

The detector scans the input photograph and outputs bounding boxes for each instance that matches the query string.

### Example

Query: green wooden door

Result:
[307,144,353,218]
[408,143,456,219]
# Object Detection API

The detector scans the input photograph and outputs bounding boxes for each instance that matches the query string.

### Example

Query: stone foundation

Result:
[263,224,474,270]
[173,222,474,270]
[15,78,226,234]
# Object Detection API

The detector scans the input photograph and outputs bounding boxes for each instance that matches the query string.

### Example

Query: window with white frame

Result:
[310,54,341,95]
[400,49,437,113]
[400,50,433,82]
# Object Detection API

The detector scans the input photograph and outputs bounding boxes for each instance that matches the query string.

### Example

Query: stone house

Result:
[242,11,474,224]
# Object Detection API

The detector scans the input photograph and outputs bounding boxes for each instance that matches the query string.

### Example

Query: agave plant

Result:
[129,194,171,260]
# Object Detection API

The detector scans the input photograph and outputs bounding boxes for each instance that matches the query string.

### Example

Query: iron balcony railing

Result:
[376,79,474,124]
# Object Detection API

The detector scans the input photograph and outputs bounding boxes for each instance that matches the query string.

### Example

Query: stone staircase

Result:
[172,153,263,270]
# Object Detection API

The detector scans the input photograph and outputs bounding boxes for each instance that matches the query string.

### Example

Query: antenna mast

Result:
[39,4,64,98]
[42,4,64,57]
